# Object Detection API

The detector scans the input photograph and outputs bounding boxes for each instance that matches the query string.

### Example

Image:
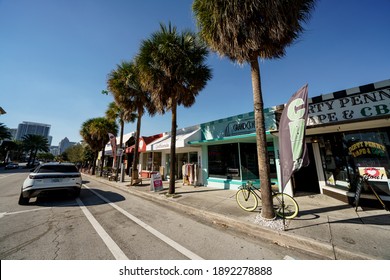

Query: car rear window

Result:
[37,165,79,173]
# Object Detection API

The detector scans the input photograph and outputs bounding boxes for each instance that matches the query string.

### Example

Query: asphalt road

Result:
[0,168,321,260]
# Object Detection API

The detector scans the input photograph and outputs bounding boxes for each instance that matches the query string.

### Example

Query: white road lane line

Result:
[0,207,52,218]
[84,184,204,260]
[76,197,129,260]
[0,174,16,179]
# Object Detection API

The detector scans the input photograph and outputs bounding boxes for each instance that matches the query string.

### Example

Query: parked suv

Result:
[18,162,82,205]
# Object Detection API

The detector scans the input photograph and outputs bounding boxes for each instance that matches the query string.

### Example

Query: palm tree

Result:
[0,140,17,162]
[0,123,11,140]
[107,61,156,184]
[193,0,316,219]
[105,101,136,179]
[90,117,118,177]
[80,119,99,175]
[22,134,49,166]
[137,23,212,194]
[80,117,118,176]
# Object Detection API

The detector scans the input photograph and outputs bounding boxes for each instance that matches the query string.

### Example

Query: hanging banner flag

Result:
[108,133,117,166]
[279,84,310,191]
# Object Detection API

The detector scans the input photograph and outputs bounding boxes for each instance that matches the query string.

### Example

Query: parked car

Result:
[5,162,19,169]
[18,162,82,205]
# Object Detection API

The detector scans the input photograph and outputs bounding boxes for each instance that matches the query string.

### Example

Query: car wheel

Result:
[18,193,29,205]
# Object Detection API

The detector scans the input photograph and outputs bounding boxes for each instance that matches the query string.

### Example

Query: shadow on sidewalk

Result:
[298,204,352,219]
[175,188,229,195]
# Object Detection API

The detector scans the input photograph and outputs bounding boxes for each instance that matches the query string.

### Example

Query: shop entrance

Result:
[293,143,320,194]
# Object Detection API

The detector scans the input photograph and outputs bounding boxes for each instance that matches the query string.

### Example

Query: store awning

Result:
[150,129,201,151]
[125,134,163,153]
[188,131,271,145]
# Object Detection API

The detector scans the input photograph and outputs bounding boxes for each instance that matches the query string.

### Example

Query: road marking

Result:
[76,197,128,260]
[84,184,204,260]
[0,174,16,179]
[283,255,296,260]
[0,207,52,219]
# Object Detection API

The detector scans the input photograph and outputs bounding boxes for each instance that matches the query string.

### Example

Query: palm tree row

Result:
[81,0,316,220]
[102,22,212,193]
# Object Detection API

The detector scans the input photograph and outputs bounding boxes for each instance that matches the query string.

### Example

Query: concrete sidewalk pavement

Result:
[82,173,390,260]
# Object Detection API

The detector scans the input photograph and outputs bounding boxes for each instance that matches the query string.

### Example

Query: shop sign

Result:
[358,167,388,182]
[348,141,386,157]
[150,172,163,192]
[308,88,390,126]
[225,118,256,136]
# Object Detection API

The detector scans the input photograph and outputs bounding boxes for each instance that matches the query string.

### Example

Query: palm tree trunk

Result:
[92,151,98,175]
[33,149,38,165]
[169,102,177,194]
[132,111,142,182]
[27,150,33,166]
[116,119,125,181]
[250,56,275,219]
[100,140,106,177]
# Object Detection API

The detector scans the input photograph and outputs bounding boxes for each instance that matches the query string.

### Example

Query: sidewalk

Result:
[83,173,390,260]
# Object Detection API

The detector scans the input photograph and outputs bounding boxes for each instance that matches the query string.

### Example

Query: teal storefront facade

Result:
[187,79,390,205]
[189,107,282,191]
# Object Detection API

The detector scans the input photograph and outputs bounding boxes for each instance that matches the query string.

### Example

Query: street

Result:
[0,168,321,260]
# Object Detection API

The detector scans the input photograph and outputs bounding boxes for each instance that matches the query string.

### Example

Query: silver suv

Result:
[18,162,82,205]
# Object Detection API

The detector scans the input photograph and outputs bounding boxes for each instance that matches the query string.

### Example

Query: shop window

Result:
[208,143,240,179]
[320,128,390,195]
[240,143,259,180]
[142,152,162,171]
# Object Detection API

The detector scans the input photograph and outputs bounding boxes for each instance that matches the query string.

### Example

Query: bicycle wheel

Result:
[236,189,258,211]
[272,193,299,219]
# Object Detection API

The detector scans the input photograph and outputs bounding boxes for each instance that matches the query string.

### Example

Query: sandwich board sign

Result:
[150,172,163,192]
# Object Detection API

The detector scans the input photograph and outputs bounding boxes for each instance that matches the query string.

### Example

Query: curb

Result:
[83,174,376,260]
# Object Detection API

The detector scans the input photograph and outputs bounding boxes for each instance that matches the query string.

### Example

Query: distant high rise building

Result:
[59,137,76,154]
[16,121,51,143]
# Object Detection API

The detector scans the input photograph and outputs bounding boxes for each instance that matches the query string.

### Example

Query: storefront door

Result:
[293,144,320,194]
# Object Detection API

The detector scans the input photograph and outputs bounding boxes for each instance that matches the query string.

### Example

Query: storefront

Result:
[298,79,390,206]
[125,133,164,177]
[189,109,280,190]
[103,132,135,171]
[147,125,202,183]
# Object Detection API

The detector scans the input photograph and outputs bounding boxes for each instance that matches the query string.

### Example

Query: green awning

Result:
[188,131,271,145]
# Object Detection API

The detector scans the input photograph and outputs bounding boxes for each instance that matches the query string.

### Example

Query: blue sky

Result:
[1,0,389,146]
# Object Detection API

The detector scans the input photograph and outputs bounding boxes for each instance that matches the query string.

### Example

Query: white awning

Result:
[149,128,201,151]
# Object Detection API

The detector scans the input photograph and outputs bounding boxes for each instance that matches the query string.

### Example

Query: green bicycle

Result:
[236,181,299,219]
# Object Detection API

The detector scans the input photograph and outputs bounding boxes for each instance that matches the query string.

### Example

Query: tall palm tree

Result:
[137,23,212,194]
[193,0,316,219]
[80,117,118,176]
[22,134,49,166]
[107,61,156,184]
[105,101,136,179]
